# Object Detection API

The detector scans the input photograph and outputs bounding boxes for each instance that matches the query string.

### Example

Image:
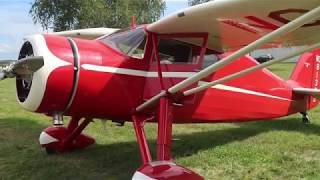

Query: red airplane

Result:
[1,0,320,179]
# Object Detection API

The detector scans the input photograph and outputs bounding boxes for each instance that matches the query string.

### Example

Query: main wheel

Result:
[302,115,310,124]
[45,147,56,155]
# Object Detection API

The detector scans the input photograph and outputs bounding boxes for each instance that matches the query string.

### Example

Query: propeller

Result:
[0,56,44,81]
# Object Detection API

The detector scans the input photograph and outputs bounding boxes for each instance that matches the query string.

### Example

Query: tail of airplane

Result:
[289,49,320,109]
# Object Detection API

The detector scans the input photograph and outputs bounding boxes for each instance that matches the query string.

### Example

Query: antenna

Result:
[131,16,135,30]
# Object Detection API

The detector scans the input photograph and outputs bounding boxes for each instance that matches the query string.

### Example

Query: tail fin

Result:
[290,50,320,88]
[290,49,320,108]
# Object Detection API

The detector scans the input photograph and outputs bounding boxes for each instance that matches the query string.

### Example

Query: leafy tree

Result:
[29,0,166,32]
[188,0,210,6]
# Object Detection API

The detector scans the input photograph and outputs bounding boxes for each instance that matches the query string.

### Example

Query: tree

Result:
[188,0,210,6]
[29,0,166,32]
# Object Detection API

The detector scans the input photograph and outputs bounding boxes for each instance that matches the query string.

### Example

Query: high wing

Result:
[50,27,119,40]
[147,0,320,52]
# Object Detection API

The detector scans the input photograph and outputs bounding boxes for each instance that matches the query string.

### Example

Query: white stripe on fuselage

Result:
[82,64,291,101]
[82,64,197,78]
[199,82,291,101]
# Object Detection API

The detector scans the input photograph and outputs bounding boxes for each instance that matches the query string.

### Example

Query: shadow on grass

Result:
[1,117,320,179]
[172,118,320,157]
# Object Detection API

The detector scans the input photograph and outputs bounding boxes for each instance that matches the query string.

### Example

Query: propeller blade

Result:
[12,56,44,75]
[0,56,44,80]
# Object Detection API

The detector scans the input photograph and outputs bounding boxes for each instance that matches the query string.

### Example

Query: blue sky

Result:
[0,0,188,60]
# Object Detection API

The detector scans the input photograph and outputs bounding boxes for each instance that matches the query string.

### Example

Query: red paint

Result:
[157,97,173,161]
[245,16,279,30]
[269,9,320,27]
[41,125,95,153]
[173,54,306,123]
[132,115,152,164]
[61,118,92,149]
[225,9,320,33]
[136,162,203,180]
[66,38,147,119]
[222,18,261,33]
[67,116,80,131]
[289,49,320,109]
[153,34,165,90]
[36,35,74,113]
[132,16,135,30]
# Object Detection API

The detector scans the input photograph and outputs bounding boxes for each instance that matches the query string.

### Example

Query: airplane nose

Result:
[14,42,38,103]
[16,34,73,113]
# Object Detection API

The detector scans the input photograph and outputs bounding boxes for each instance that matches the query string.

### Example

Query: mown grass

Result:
[1,63,320,179]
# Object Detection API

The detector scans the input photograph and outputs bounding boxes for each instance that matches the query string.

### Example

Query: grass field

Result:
[1,63,320,179]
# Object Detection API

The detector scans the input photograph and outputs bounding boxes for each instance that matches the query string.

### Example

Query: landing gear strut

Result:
[132,96,203,179]
[300,112,310,124]
[39,116,95,153]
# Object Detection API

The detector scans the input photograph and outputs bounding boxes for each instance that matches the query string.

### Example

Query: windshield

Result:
[99,27,147,59]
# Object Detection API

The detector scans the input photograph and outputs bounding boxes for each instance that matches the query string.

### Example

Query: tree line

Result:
[30,0,209,32]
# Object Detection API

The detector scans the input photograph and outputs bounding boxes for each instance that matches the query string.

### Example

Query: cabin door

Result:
[143,34,206,100]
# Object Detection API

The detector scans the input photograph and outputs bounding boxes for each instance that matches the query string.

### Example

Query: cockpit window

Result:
[157,39,193,64]
[99,28,147,59]
[155,38,204,64]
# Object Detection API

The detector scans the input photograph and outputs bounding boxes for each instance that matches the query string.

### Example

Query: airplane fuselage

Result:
[16,28,316,124]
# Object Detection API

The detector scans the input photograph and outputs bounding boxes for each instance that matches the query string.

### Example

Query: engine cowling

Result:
[17,34,75,114]
[16,34,145,120]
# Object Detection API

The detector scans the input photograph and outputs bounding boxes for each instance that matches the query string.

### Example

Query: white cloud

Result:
[0,1,44,59]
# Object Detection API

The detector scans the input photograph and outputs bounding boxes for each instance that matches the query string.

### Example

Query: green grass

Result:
[268,62,296,80]
[2,63,320,179]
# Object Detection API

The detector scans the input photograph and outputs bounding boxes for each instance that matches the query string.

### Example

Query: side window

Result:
[156,39,200,64]
[202,54,219,69]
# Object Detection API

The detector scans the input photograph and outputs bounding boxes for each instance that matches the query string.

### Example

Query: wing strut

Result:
[152,33,166,90]
[136,6,320,112]
[184,42,320,96]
